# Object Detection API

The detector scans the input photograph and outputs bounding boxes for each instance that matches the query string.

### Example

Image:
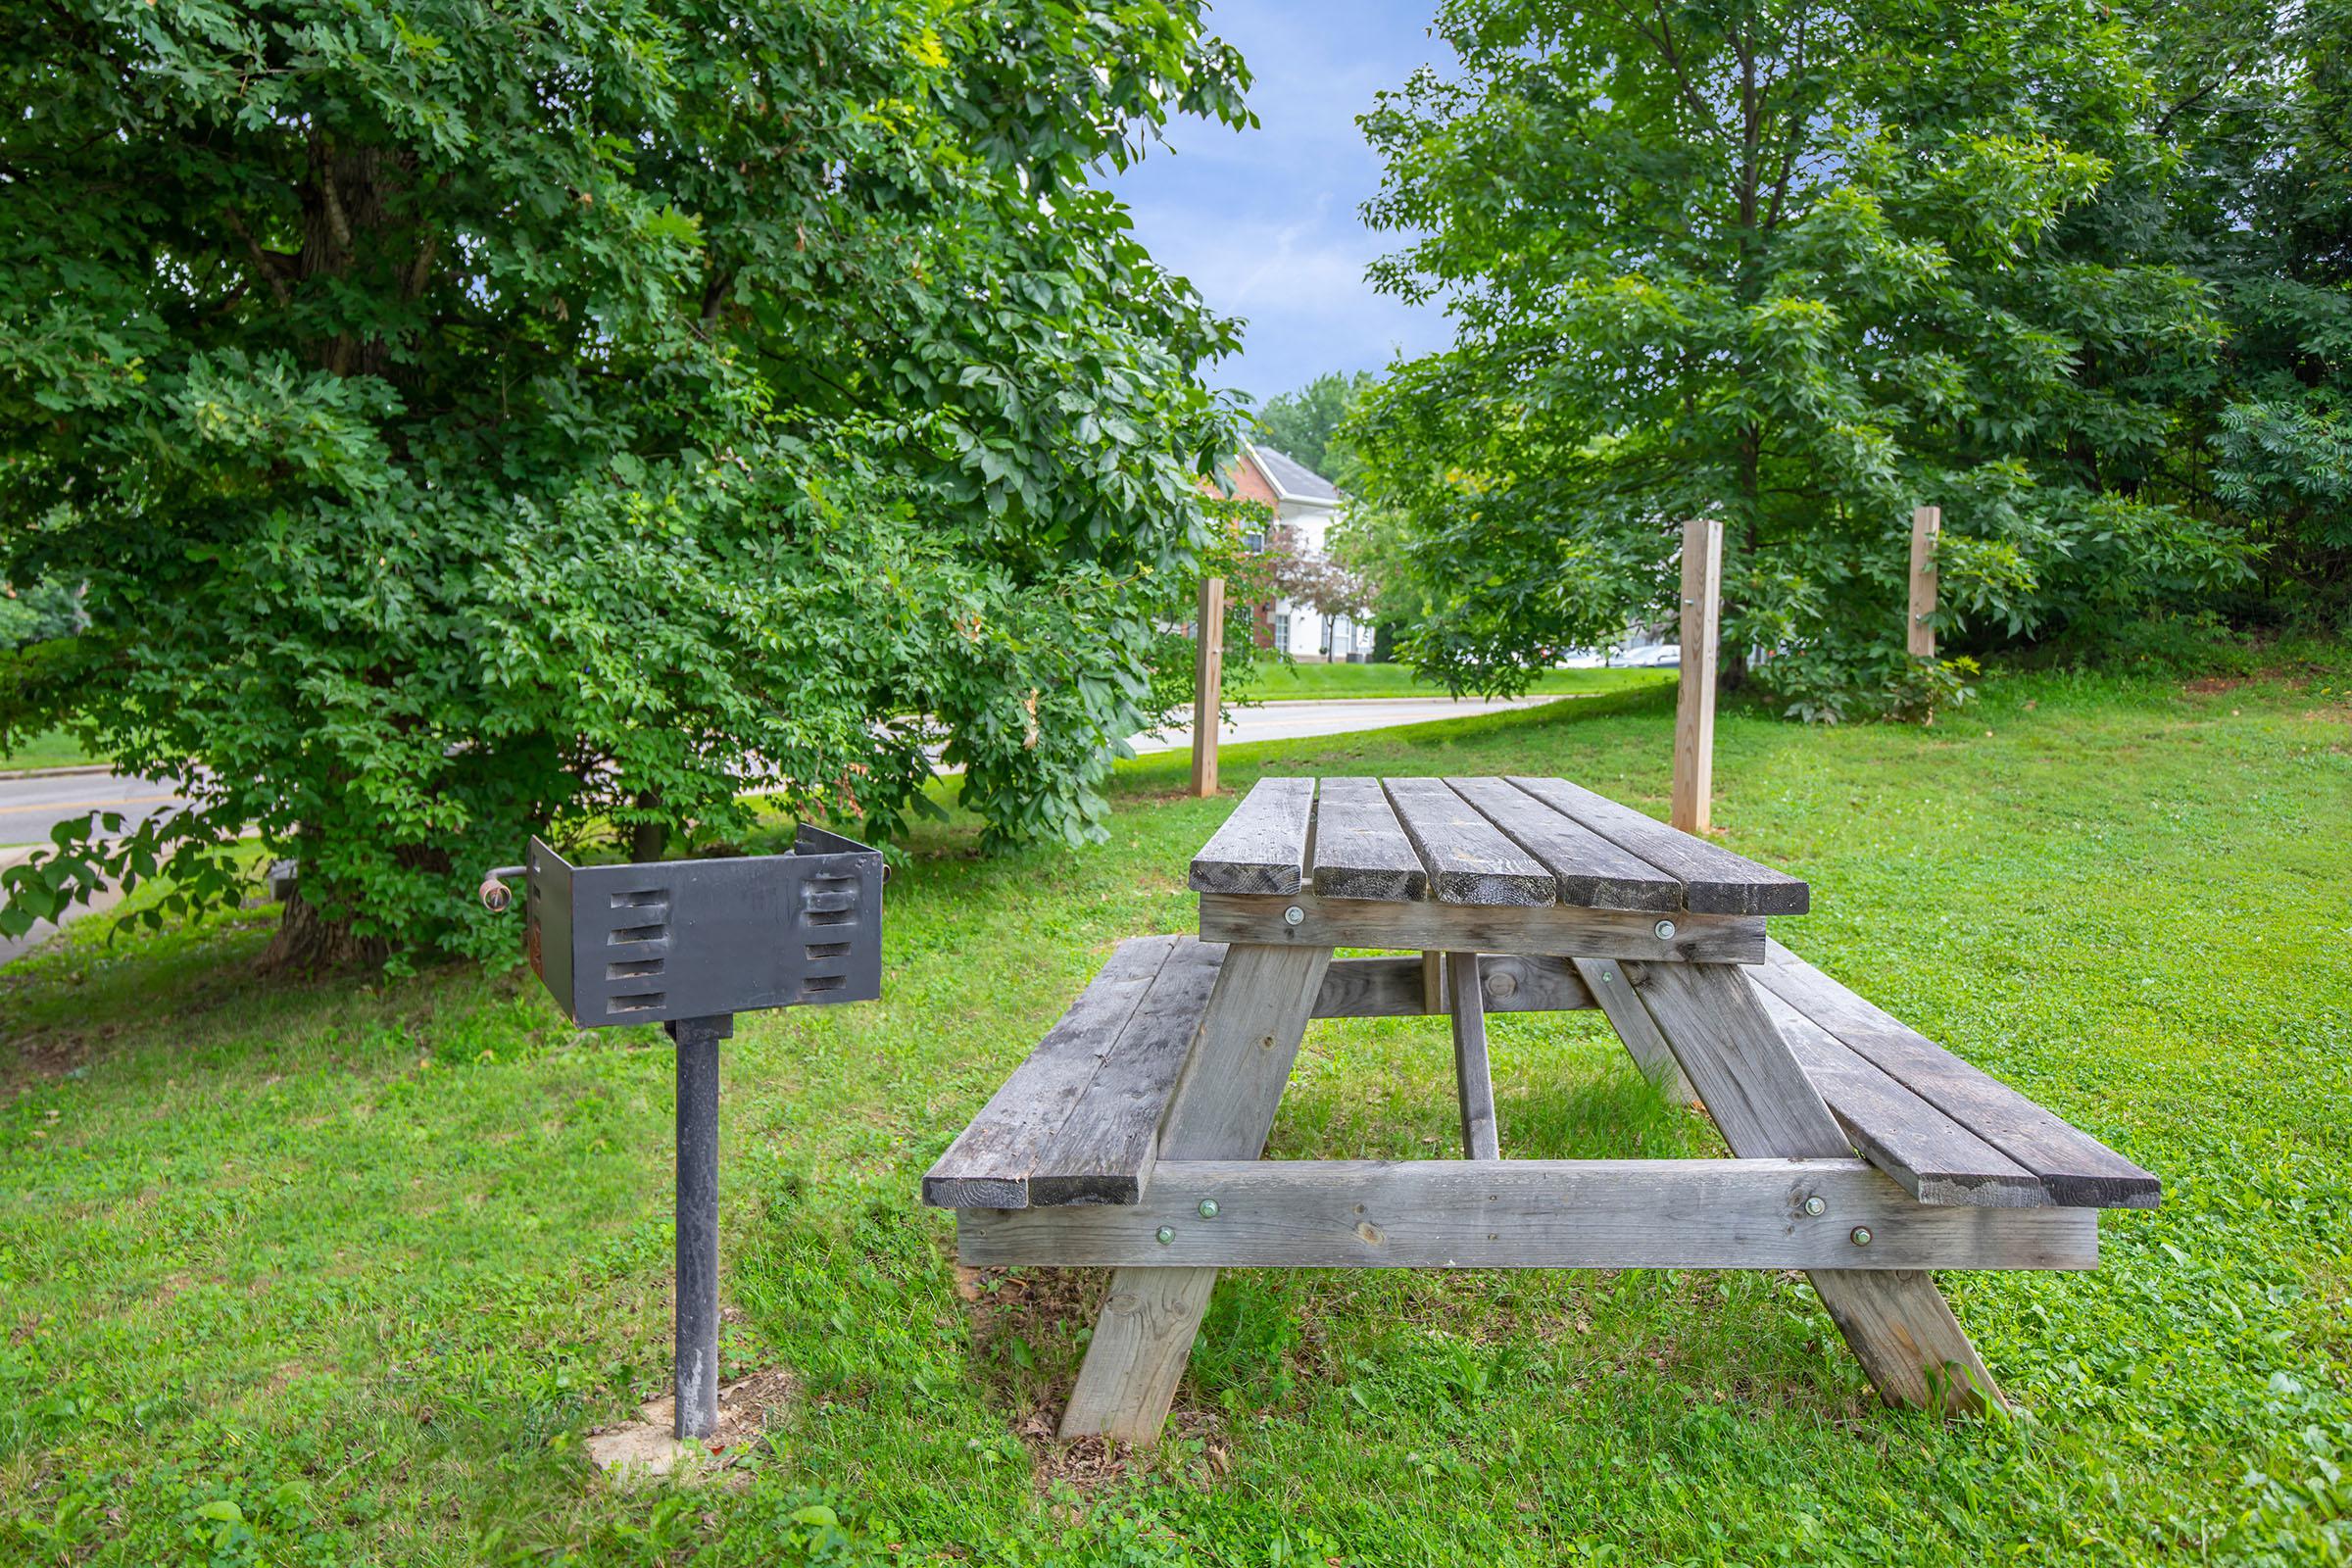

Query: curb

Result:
[0,762,113,781]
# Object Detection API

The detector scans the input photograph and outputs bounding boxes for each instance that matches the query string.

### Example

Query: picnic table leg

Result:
[1630,960,2001,1414]
[1570,956,1695,1102]
[1445,953,1500,1159]
[1059,942,1333,1444]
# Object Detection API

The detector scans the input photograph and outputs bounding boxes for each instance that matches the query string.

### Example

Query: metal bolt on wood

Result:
[1156,1226,1176,1245]
[1804,1196,1828,1217]
[1654,919,1677,941]
[1850,1225,1874,1247]
[1198,1200,1219,1219]
[1284,905,1305,926]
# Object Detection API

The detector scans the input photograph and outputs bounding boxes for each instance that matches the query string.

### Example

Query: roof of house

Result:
[1248,445,1342,506]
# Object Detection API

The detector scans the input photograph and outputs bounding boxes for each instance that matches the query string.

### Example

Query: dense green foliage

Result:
[2154,0,2352,601]
[0,0,1254,963]
[1351,0,2344,717]
[5,656,2348,1563]
[1251,368,1373,487]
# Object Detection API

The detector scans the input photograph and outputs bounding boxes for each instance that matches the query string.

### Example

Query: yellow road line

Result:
[0,793,179,813]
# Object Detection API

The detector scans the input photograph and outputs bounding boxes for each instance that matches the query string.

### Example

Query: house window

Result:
[1273,613,1290,654]
[1243,530,1265,552]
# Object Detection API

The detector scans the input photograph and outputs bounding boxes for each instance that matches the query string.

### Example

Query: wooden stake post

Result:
[1191,576,1224,799]
[1909,506,1940,659]
[1670,515,1723,835]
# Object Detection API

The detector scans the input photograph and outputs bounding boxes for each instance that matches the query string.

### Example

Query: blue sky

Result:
[1103,1,1455,410]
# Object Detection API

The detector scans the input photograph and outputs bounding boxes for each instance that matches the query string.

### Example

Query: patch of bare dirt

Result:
[585,1366,798,1488]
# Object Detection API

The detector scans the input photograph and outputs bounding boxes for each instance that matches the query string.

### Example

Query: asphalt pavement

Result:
[0,695,1561,961]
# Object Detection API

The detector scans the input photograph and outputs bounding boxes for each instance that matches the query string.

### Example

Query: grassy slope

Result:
[0,727,98,773]
[1236,660,1670,702]
[2,660,2349,1565]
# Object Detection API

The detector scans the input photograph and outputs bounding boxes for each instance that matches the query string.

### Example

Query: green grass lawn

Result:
[4,658,2350,1564]
[0,725,99,772]
[1236,659,1671,702]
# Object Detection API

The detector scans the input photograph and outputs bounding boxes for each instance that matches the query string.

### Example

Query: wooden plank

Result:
[1633,961,1852,1157]
[1313,954,1594,1018]
[1449,776,1680,912]
[1750,983,2050,1208]
[1191,576,1225,797]
[1309,775,1427,901]
[1025,938,1226,1206]
[1059,942,1333,1444]
[1630,960,2003,1413]
[1420,950,1444,1012]
[1187,777,1313,896]
[1508,776,1810,916]
[1909,506,1939,660]
[921,936,1175,1208]
[958,1159,2099,1271]
[1571,956,1693,1101]
[1672,514,1724,835]
[1199,892,1765,965]
[1446,954,1501,1159]
[1751,942,2161,1209]
[1381,776,1555,905]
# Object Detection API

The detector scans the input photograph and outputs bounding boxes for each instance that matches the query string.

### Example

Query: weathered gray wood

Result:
[1199,892,1765,964]
[1508,775,1810,915]
[1630,960,2003,1413]
[1026,938,1227,1206]
[1382,776,1556,906]
[1571,956,1694,1101]
[1751,984,2050,1208]
[1630,961,1853,1156]
[1752,942,2161,1209]
[1308,775,1427,901]
[1312,954,1594,1018]
[921,936,1177,1209]
[1420,950,1444,1012]
[958,1159,2099,1271]
[1449,776,1681,912]
[1446,954,1501,1159]
[1187,776,1314,896]
[1059,942,1333,1443]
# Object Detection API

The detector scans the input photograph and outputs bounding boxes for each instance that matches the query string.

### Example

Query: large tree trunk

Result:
[261,886,389,975]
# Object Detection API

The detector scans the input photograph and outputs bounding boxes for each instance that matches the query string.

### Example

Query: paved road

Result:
[0,695,1557,960]
[0,697,1559,848]
[1129,695,1562,755]
[0,768,186,850]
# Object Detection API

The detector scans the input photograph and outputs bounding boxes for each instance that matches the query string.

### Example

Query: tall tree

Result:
[2147,0,2352,615]
[1354,0,2247,718]
[0,0,1254,966]
[1254,369,1375,485]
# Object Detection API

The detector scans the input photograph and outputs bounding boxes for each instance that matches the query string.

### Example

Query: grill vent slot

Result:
[611,889,669,909]
[608,991,666,1012]
[805,941,852,960]
[804,975,847,994]
[608,923,668,946]
[607,957,666,980]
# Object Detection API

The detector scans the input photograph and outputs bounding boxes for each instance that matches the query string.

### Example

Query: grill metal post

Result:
[667,1013,731,1442]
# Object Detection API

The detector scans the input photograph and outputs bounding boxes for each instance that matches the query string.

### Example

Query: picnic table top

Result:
[1187,775,1808,917]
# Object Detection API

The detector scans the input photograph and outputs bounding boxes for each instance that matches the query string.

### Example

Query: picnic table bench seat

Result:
[922,934,2155,1217]
[1748,941,2158,1210]
[923,934,1224,1209]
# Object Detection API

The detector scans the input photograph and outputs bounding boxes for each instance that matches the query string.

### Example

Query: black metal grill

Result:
[523,826,883,1028]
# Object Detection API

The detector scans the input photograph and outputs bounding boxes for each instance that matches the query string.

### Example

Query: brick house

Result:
[1215,444,1373,662]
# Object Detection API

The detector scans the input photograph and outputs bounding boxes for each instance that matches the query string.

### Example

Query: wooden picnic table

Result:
[925,774,2159,1444]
